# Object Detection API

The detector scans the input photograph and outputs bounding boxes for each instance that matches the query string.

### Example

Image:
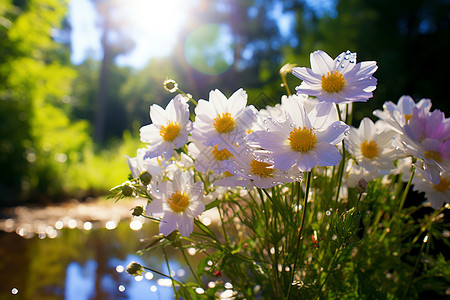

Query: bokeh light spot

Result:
[184,24,234,75]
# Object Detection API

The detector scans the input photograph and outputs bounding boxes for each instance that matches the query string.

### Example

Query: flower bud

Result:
[356,178,368,194]
[122,185,133,196]
[126,262,143,276]
[163,79,178,93]
[132,206,144,217]
[139,171,152,185]
[279,63,297,76]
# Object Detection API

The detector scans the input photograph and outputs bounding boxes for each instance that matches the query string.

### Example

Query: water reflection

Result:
[0,213,198,299]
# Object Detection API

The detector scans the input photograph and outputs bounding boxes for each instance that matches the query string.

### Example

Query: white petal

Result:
[283,97,310,128]
[310,50,334,74]
[295,152,318,172]
[149,104,168,126]
[273,151,297,171]
[140,124,161,144]
[360,118,377,139]
[229,88,248,115]
[316,121,348,144]
[159,213,178,236]
[292,67,322,84]
[314,143,342,167]
[209,89,228,114]
[176,214,194,237]
[145,199,164,218]
[309,102,337,129]
[189,201,205,217]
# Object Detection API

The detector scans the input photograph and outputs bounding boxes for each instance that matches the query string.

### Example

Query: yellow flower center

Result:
[167,191,190,213]
[404,114,412,123]
[250,159,274,178]
[160,121,181,142]
[288,127,317,153]
[213,112,235,133]
[433,178,449,192]
[361,140,379,159]
[212,145,233,161]
[321,71,346,93]
[424,150,442,163]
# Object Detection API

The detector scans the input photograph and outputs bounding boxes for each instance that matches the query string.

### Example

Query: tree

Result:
[91,0,135,143]
[0,0,90,204]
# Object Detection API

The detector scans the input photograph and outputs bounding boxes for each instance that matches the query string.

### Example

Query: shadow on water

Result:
[0,200,200,300]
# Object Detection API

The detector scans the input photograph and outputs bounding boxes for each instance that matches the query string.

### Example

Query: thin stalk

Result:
[379,165,417,242]
[398,165,415,211]
[180,247,201,285]
[315,246,343,299]
[162,248,178,296]
[176,88,198,106]
[333,104,347,210]
[261,188,296,228]
[355,192,363,211]
[281,73,292,95]
[142,266,184,286]
[218,203,230,245]
[402,235,427,300]
[287,171,312,300]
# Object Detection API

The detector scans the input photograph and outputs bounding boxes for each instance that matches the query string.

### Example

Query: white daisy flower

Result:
[292,50,378,104]
[345,118,400,173]
[345,160,380,188]
[412,169,450,209]
[140,94,192,159]
[401,107,450,184]
[191,88,257,151]
[376,97,450,184]
[373,95,432,133]
[250,97,349,172]
[145,170,205,237]
[126,147,164,180]
[222,145,303,189]
[188,139,234,175]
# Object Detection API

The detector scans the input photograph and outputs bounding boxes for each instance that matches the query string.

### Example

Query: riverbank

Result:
[0,197,147,239]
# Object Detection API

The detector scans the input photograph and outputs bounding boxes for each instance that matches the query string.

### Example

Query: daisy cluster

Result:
[124,49,449,238]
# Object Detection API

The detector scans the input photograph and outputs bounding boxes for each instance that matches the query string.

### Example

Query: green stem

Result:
[355,192,363,211]
[287,171,312,300]
[281,73,292,95]
[315,246,342,299]
[218,203,230,245]
[142,266,184,285]
[334,104,346,206]
[398,165,415,211]
[162,248,178,295]
[180,247,201,285]
[402,235,427,300]
[177,88,198,106]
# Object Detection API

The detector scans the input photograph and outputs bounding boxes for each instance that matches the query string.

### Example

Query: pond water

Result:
[0,199,210,300]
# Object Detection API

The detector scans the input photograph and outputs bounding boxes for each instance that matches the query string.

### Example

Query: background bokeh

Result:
[1,0,449,205]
